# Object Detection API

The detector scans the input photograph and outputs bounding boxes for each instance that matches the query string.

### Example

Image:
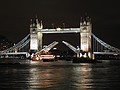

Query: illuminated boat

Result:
[40,54,56,62]
[31,54,56,62]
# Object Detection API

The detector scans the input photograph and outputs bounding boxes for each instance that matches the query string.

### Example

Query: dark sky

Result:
[0,0,120,49]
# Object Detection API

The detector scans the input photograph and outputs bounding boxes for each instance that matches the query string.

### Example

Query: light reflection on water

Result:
[0,60,120,89]
[72,63,94,89]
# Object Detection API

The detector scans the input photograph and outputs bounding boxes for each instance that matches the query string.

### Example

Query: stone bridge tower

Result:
[80,17,92,58]
[30,16,43,53]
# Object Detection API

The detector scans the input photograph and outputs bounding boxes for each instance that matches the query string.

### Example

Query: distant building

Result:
[0,35,13,50]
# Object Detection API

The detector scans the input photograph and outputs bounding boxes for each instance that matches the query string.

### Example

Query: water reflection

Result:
[28,62,95,89]
[29,68,55,89]
[0,65,31,89]
[28,62,68,89]
[72,63,94,89]
[1,60,120,89]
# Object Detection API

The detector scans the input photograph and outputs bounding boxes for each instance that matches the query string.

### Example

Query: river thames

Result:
[0,60,120,90]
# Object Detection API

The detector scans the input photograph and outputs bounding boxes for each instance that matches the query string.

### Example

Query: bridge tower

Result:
[80,17,93,59]
[30,16,43,53]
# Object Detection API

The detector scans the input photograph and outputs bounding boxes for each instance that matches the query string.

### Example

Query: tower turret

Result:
[40,20,43,29]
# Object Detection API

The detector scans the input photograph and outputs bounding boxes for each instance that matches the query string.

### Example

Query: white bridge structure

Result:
[0,16,120,59]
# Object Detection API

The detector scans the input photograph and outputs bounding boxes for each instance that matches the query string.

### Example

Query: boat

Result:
[41,54,56,62]
[31,53,56,62]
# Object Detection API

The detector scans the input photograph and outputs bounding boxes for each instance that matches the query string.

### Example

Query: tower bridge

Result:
[0,16,120,60]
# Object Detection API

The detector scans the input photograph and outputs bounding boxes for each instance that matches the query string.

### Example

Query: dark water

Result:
[0,60,120,90]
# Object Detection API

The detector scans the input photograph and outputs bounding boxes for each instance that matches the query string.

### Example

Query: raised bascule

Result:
[0,16,120,62]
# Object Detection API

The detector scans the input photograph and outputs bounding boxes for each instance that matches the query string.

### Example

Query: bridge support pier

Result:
[76,52,80,57]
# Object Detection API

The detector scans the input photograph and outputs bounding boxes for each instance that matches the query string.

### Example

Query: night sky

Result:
[0,0,120,49]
